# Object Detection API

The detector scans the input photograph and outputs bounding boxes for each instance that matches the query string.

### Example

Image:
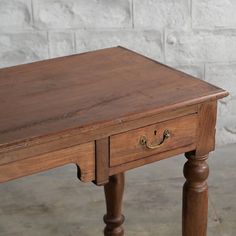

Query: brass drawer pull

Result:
[140,129,170,149]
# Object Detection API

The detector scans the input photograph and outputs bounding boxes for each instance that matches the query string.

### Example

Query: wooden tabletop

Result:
[0,47,228,148]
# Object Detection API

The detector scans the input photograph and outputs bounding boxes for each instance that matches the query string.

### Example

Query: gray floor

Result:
[0,144,235,236]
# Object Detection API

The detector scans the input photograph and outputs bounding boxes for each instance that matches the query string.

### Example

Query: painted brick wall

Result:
[0,0,235,145]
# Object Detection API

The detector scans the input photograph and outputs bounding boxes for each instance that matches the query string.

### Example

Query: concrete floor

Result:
[0,144,235,236]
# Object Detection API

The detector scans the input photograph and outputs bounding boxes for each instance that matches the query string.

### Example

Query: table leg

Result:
[182,151,209,236]
[103,172,125,236]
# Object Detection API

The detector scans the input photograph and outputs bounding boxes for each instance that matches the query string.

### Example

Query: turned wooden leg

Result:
[103,173,125,236]
[182,151,209,236]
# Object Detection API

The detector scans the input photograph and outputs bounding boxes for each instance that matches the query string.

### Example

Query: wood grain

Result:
[0,105,197,166]
[182,101,218,236]
[0,46,229,236]
[0,142,95,183]
[104,173,125,236]
[183,152,209,236]
[109,144,196,176]
[0,47,228,152]
[196,101,217,156]
[110,114,198,167]
[94,138,109,186]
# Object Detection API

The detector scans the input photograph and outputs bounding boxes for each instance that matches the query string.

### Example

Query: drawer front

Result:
[110,114,198,167]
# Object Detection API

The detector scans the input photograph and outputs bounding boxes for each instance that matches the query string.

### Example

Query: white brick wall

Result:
[0,0,235,146]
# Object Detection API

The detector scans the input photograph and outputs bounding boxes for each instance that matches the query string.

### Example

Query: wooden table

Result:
[0,47,228,236]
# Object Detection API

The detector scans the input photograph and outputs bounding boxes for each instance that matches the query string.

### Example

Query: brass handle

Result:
[140,129,170,150]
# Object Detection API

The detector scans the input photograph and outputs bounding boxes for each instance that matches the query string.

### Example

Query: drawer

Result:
[110,114,198,167]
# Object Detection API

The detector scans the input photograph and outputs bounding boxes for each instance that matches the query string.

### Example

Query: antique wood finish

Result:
[0,47,227,158]
[110,114,198,167]
[94,138,109,186]
[0,142,95,183]
[182,101,218,236]
[0,47,229,235]
[0,104,198,165]
[109,144,197,176]
[183,152,209,236]
[196,101,218,156]
[104,173,125,236]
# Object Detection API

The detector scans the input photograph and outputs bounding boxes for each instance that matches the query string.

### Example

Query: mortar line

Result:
[74,31,77,53]
[203,63,206,81]
[47,31,50,58]
[131,0,134,28]
[163,28,166,63]
[190,0,193,29]
[30,0,35,27]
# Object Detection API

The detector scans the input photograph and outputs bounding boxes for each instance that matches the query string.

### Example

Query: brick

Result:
[193,0,236,29]
[224,100,236,135]
[216,98,236,145]
[166,30,236,64]
[0,32,48,68]
[134,0,190,29]
[217,99,236,145]
[205,63,236,97]
[205,63,236,145]
[75,30,163,61]
[216,116,236,145]
[217,97,236,123]
[33,0,132,29]
[49,31,75,58]
[216,126,236,146]
[0,0,32,29]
